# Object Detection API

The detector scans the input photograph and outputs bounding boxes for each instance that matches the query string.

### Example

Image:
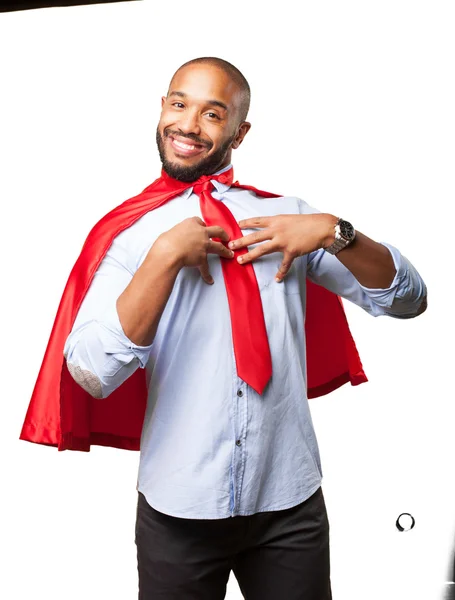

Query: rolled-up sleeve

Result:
[297,197,427,319]
[63,239,154,398]
[306,242,427,319]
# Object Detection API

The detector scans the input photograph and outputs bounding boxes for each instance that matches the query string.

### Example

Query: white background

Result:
[1,1,454,599]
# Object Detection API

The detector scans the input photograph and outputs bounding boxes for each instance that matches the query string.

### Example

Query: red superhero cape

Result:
[20,170,367,452]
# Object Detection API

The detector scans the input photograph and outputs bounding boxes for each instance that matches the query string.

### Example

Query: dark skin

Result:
[117,63,420,347]
[158,63,397,287]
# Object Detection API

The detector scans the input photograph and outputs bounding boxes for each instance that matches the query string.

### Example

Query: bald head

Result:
[169,57,251,123]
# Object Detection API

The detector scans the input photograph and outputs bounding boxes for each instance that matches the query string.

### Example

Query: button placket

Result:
[235,388,243,446]
[232,380,247,514]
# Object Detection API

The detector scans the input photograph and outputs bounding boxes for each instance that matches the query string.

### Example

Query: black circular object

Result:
[396,513,415,532]
[339,219,355,241]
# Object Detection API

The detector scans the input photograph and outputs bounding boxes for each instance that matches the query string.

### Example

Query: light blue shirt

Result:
[63,164,427,519]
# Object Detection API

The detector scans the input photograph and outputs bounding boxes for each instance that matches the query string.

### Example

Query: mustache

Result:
[163,128,212,149]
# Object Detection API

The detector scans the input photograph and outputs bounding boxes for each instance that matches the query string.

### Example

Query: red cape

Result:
[20,172,367,452]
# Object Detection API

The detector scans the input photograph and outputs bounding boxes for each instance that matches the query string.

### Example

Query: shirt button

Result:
[236,439,242,446]
[237,389,243,397]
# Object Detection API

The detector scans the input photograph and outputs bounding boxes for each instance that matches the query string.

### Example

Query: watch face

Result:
[339,219,355,240]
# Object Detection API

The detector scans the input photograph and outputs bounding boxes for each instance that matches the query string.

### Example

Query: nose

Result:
[177,109,201,136]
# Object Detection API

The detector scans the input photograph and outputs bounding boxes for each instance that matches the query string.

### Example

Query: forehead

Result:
[168,64,242,111]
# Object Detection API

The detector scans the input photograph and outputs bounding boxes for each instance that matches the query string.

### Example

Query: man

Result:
[53,57,426,598]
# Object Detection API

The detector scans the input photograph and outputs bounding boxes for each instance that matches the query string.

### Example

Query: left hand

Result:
[229,214,337,282]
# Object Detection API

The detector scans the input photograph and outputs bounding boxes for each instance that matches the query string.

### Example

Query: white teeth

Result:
[174,139,196,150]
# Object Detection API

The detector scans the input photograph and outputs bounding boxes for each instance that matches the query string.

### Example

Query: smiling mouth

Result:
[169,136,207,157]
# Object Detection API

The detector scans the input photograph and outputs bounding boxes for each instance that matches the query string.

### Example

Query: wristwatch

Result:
[324,218,356,255]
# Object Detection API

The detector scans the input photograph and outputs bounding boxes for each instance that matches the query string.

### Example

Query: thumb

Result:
[198,258,214,285]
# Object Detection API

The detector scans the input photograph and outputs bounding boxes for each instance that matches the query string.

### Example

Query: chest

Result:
[125,189,307,293]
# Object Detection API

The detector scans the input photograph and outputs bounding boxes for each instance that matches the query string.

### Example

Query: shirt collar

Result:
[211,163,233,194]
[178,164,233,200]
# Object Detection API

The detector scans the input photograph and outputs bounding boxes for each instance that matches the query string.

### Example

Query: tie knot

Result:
[193,177,213,195]
[192,169,234,195]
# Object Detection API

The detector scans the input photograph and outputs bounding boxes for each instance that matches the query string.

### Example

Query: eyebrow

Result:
[168,91,228,112]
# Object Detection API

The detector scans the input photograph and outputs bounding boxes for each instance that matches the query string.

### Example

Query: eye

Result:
[172,102,184,109]
[206,112,221,120]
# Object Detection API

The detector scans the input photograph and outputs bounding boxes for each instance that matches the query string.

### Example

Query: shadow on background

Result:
[0,0,140,12]
[443,544,455,600]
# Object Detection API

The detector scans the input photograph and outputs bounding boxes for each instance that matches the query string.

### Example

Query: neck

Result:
[161,163,233,184]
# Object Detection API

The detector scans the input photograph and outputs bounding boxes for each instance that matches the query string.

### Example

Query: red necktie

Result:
[193,172,272,395]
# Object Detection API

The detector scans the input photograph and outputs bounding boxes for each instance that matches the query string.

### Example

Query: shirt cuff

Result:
[97,302,154,369]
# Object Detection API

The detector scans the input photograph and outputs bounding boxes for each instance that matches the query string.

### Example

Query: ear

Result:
[231,122,252,150]
[161,96,167,108]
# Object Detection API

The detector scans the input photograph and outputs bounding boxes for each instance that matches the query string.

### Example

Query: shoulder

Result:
[233,185,321,215]
[87,193,182,274]
[295,197,322,215]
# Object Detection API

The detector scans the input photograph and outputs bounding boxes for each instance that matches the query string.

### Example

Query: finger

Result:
[238,217,272,229]
[237,241,275,264]
[228,229,271,250]
[275,256,294,282]
[207,240,235,259]
[198,258,214,285]
[205,226,230,242]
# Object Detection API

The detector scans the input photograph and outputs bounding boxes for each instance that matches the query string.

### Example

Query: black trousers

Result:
[135,486,332,599]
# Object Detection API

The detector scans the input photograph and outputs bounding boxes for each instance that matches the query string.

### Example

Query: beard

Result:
[156,126,235,182]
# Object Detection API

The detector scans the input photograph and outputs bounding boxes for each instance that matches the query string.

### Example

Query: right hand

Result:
[153,217,234,284]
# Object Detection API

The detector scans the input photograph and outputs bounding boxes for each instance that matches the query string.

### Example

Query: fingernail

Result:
[230,251,234,257]
[208,277,214,284]
[228,242,234,249]
[238,256,243,263]
[275,277,281,283]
